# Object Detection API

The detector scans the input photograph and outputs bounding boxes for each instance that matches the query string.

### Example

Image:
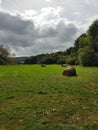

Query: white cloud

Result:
[1,0,51,11]
[45,0,50,2]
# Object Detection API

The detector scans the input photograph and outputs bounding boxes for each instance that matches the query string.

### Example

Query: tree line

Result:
[0,19,98,66]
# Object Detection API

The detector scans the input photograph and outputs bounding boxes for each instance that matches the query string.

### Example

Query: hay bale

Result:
[62,66,77,76]
[41,64,46,67]
[61,64,66,67]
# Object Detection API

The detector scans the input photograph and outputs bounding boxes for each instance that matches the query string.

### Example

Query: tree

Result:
[74,33,87,51]
[66,19,98,66]
[66,55,77,65]
[93,53,98,66]
[0,45,15,65]
[78,47,95,66]
[87,20,98,40]
[57,57,66,64]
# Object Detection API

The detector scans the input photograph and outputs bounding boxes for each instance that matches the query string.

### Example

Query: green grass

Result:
[0,65,98,130]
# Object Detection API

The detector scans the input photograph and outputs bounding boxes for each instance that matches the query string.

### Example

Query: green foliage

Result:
[66,56,77,65]
[64,47,75,55]
[87,20,98,40]
[93,53,98,66]
[40,57,55,64]
[74,33,87,50]
[57,57,66,64]
[0,45,15,65]
[78,47,95,66]
[69,19,98,66]
[24,52,66,65]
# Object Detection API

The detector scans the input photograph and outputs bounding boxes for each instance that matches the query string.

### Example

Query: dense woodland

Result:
[0,20,98,66]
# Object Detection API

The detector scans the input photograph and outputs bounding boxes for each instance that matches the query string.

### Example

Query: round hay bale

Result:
[62,66,77,76]
[61,64,66,67]
[41,64,46,67]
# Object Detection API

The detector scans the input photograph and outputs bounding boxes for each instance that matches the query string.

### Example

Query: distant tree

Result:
[65,47,75,55]
[24,56,38,64]
[40,57,54,64]
[57,57,66,64]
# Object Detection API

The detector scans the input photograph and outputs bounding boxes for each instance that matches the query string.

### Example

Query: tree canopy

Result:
[0,45,15,65]
[65,19,98,66]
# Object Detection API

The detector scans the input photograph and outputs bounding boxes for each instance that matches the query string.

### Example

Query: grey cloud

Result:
[0,10,78,56]
[39,26,57,38]
[0,32,32,47]
[0,11,34,34]
[38,20,77,40]
[0,10,38,49]
[56,21,77,42]
[34,20,78,54]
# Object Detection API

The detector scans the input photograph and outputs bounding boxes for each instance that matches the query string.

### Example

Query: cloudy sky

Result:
[0,0,98,56]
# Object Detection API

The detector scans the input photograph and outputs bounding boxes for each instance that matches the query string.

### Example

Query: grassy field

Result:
[0,65,98,130]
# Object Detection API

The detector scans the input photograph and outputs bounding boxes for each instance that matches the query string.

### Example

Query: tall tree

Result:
[66,19,98,66]
[87,20,98,40]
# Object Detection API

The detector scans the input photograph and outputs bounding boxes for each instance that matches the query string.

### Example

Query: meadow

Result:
[0,65,98,130]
